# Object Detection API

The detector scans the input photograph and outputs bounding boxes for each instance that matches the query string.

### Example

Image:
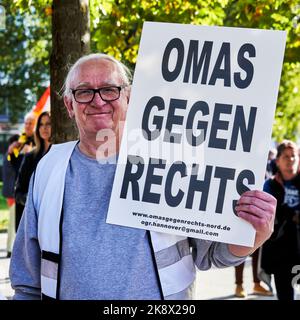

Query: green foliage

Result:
[0,0,51,122]
[0,182,8,210]
[274,62,300,141]
[223,0,300,63]
[0,211,8,231]
[90,0,228,67]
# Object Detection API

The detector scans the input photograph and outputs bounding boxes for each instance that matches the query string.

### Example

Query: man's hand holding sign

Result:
[107,22,284,249]
[230,190,276,256]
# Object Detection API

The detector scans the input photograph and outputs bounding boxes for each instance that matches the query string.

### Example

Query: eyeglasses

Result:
[71,85,127,103]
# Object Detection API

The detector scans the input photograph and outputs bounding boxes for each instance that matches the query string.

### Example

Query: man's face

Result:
[64,59,129,140]
[24,117,35,137]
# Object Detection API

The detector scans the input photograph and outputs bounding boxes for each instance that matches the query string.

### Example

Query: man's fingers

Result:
[239,190,276,204]
[237,190,276,214]
[236,198,275,219]
[237,195,273,210]
[237,210,271,231]
[235,203,274,220]
[236,190,276,229]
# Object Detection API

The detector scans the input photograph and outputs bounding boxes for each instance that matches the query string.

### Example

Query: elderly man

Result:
[9,53,276,300]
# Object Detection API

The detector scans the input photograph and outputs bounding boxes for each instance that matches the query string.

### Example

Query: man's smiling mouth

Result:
[85,111,112,115]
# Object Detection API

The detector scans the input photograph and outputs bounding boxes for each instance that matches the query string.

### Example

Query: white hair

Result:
[63,53,132,98]
[24,112,36,121]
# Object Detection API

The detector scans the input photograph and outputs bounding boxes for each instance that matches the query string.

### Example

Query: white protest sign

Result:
[107,22,286,246]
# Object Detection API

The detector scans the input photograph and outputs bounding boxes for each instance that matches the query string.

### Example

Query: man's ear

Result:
[64,96,75,118]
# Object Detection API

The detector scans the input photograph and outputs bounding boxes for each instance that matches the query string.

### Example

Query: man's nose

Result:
[91,92,106,105]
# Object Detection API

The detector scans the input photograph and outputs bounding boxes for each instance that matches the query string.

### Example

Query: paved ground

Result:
[0,233,13,299]
[0,231,287,300]
[195,260,277,300]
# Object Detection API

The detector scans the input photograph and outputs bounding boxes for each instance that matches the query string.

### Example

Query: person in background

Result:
[2,134,20,257]
[10,53,276,300]
[234,249,273,298]
[260,140,300,300]
[7,112,36,232]
[7,112,36,173]
[14,112,51,231]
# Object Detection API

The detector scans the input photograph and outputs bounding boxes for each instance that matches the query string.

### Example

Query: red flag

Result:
[32,86,50,116]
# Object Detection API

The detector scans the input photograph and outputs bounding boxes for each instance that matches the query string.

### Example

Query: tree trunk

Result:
[50,0,90,143]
